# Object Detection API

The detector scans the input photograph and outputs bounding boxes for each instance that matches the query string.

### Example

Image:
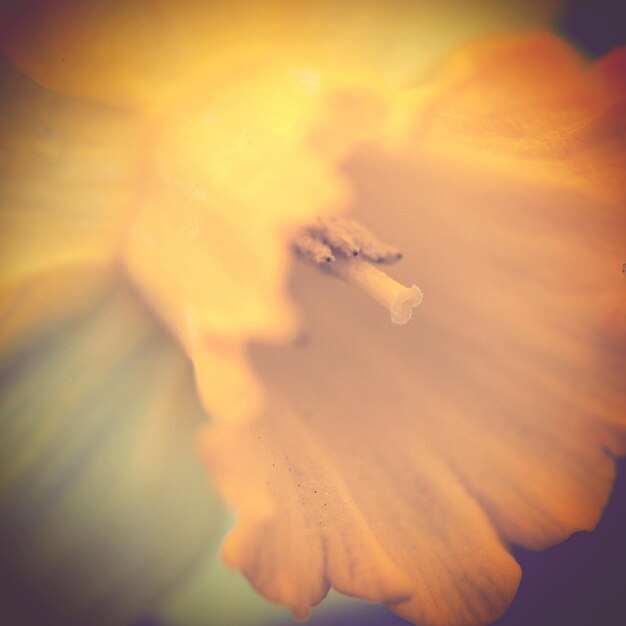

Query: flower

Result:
[1,2,625,626]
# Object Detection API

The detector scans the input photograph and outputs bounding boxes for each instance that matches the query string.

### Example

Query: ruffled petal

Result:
[123,64,352,422]
[202,410,520,625]
[0,279,224,626]
[413,32,626,201]
[200,34,626,626]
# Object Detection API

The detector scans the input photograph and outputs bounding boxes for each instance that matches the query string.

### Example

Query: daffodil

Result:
[1,2,625,626]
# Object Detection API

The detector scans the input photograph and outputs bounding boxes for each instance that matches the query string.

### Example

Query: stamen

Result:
[293,216,423,324]
[330,257,423,325]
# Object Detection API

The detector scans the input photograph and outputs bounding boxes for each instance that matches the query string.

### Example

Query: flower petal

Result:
[123,64,351,421]
[414,32,626,200]
[1,0,562,109]
[0,279,224,626]
[200,34,626,626]
[0,61,136,278]
[0,60,137,348]
[201,410,520,625]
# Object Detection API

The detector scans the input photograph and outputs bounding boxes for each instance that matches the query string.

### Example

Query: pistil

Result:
[294,216,423,324]
[330,257,422,325]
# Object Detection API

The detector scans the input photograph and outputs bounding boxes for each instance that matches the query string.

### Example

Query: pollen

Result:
[293,217,423,324]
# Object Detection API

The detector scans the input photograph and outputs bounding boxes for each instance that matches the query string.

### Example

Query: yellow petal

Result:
[123,64,349,421]
[1,0,561,110]
[0,61,136,278]
[200,34,626,626]
[0,60,138,347]
[0,279,224,625]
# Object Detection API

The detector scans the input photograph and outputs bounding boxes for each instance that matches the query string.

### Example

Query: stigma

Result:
[293,217,423,325]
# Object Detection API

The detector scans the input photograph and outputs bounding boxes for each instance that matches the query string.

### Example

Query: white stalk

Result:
[331,257,423,325]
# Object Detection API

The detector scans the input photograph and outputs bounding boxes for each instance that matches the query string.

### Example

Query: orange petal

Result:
[412,32,626,201]
[199,35,626,626]
[201,411,520,625]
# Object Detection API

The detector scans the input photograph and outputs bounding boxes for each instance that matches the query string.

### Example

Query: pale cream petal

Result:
[0,265,115,351]
[0,280,224,626]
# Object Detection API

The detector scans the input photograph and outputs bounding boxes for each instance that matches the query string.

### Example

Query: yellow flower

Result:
[1,2,625,626]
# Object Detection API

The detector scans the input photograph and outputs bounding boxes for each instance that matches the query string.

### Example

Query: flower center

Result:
[293,217,423,324]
